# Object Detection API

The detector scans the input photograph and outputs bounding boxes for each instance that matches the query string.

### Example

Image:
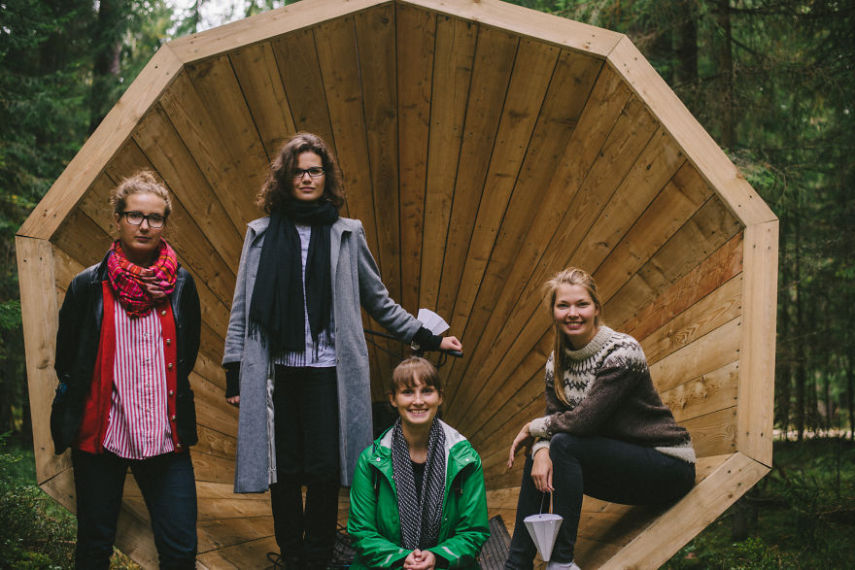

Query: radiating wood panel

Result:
[19,1,778,568]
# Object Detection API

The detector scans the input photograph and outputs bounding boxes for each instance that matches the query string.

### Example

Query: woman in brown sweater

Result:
[504,267,695,570]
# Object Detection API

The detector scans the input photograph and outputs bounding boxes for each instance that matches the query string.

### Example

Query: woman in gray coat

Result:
[222,132,461,570]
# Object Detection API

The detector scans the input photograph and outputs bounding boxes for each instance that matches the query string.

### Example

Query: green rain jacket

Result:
[348,420,489,569]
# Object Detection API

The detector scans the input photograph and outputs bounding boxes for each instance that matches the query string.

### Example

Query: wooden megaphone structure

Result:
[17,0,777,567]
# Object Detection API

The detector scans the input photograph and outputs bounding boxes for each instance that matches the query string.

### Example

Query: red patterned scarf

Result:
[107,239,178,317]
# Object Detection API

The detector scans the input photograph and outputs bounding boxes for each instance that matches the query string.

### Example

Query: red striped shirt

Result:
[102,301,175,459]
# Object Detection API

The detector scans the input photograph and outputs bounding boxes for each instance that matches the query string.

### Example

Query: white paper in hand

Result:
[417,308,449,335]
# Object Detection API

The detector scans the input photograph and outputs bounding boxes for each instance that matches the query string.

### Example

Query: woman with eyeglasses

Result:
[51,171,201,568]
[222,132,462,570]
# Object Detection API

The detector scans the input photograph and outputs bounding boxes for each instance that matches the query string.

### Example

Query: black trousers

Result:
[270,365,340,567]
[71,449,197,570]
[505,434,695,568]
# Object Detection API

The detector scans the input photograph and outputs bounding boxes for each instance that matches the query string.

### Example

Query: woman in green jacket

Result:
[348,357,489,569]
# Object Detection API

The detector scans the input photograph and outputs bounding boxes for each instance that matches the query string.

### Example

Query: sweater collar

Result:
[564,325,614,361]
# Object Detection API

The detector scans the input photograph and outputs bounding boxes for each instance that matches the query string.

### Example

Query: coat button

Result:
[169,390,174,396]
[161,310,166,316]
[176,442,183,448]
[166,338,172,345]
[168,363,174,370]
[171,415,176,421]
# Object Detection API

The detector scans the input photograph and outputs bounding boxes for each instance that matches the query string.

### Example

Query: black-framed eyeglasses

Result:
[293,167,325,179]
[121,211,166,228]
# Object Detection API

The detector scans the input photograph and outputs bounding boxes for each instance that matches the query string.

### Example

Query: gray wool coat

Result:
[223,216,423,493]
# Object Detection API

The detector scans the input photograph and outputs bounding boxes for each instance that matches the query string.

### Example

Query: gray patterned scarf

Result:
[391,418,446,549]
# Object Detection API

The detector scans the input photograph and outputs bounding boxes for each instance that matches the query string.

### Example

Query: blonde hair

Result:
[110,170,172,218]
[542,267,603,405]
[390,356,442,395]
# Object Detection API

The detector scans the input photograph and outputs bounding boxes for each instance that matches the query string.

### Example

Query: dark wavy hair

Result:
[256,132,346,213]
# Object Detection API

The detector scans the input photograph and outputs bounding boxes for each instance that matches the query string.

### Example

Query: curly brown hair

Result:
[256,132,346,213]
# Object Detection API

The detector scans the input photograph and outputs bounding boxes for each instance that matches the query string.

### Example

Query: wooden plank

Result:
[18,45,183,240]
[314,15,399,393]
[357,4,401,301]
[618,232,743,341]
[419,14,477,310]
[649,317,741,395]
[196,536,278,570]
[272,28,335,147]
[444,50,603,406]
[405,0,622,57]
[598,452,769,569]
[445,64,629,411]
[132,105,243,267]
[604,196,743,337]
[435,25,518,320]
[683,407,737,458]
[158,75,259,231]
[737,221,778,466]
[573,127,686,285]
[167,0,385,63]
[662,361,740,424]
[228,41,297,157]
[447,37,559,353]
[395,3,434,313]
[640,275,742,366]
[450,93,659,416]
[607,37,776,227]
[197,515,273,553]
[17,237,67,484]
[193,449,237,485]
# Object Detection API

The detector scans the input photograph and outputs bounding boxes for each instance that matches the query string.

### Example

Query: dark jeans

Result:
[271,365,340,567]
[505,435,695,569]
[71,449,197,570]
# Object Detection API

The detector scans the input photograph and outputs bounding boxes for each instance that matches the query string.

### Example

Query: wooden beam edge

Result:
[402,0,622,56]
[600,452,770,569]
[17,44,184,240]
[15,236,68,484]
[736,221,778,467]
[604,36,777,228]
[167,0,390,63]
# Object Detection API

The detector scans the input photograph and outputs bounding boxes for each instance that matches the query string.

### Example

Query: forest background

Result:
[0,0,853,567]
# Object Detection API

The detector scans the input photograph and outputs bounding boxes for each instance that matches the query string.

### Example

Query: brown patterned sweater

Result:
[529,326,695,462]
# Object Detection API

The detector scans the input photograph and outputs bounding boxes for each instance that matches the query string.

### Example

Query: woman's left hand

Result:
[403,549,436,570]
[507,422,534,469]
[439,336,462,352]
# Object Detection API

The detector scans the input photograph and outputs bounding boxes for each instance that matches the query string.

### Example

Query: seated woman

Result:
[348,357,489,569]
[505,267,696,570]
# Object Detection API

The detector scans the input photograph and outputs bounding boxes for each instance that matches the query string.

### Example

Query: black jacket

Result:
[51,251,201,454]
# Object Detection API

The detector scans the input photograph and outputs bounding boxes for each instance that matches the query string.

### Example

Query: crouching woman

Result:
[348,357,489,569]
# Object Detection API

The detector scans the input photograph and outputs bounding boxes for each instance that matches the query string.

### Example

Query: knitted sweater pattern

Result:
[529,326,695,463]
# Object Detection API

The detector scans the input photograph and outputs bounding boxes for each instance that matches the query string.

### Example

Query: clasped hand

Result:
[403,548,436,570]
[507,421,553,493]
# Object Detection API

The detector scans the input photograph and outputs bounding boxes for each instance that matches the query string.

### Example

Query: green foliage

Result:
[665,439,855,568]
[0,434,75,568]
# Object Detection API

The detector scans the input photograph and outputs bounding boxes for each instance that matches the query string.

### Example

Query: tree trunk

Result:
[88,0,125,133]
[674,0,698,87]
[793,215,806,441]
[712,0,735,148]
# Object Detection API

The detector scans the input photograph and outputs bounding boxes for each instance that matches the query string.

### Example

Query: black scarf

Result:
[391,418,446,550]
[249,201,338,354]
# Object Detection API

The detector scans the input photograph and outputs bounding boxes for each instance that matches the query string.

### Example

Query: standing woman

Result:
[222,132,462,569]
[504,267,695,570]
[348,357,489,570]
[51,171,201,569]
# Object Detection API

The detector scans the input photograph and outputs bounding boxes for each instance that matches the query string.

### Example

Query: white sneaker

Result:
[545,561,581,570]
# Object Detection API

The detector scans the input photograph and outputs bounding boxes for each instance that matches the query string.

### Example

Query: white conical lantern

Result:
[523,513,563,561]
